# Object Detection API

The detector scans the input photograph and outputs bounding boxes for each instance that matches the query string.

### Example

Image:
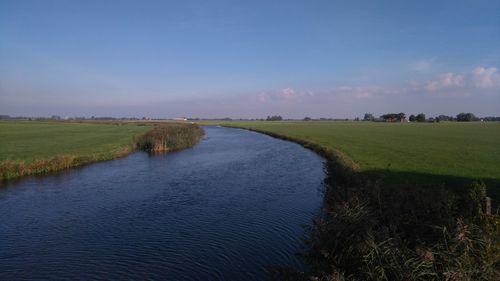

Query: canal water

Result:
[0,126,325,280]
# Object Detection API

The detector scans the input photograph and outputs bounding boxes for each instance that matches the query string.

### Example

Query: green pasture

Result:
[218,121,500,197]
[0,121,150,163]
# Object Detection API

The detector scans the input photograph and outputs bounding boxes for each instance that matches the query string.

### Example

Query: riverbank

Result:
[0,121,204,181]
[0,125,323,280]
[221,122,500,280]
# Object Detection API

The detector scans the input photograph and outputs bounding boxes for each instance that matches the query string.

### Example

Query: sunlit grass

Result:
[218,121,500,197]
[0,121,150,163]
[0,121,203,180]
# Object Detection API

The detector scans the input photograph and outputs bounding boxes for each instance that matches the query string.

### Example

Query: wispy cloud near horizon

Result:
[2,66,499,119]
[415,66,500,95]
[231,66,500,118]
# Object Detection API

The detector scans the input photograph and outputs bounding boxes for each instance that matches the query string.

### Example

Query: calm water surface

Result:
[0,126,325,280]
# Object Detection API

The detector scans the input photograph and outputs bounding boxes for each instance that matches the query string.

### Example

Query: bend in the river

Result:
[0,126,325,280]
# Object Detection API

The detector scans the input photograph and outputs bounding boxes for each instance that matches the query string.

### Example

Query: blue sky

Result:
[1,0,499,118]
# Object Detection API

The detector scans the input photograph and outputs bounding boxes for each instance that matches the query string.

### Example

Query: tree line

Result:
[362,112,493,122]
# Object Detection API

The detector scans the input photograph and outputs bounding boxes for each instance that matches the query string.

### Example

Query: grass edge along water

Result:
[220,122,500,280]
[0,121,204,181]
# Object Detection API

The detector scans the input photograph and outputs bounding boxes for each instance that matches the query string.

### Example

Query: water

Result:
[0,126,325,280]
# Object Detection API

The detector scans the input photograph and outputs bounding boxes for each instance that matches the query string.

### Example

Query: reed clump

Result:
[136,123,204,152]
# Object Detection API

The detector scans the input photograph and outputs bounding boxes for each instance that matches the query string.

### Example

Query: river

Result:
[0,126,325,280]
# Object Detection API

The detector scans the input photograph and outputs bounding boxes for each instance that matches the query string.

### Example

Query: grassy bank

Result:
[0,121,203,181]
[218,121,500,280]
[219,121,500,200]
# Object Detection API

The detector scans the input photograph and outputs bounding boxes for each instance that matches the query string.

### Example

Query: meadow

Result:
[220,121,500,200]
[0,121,150,163]
[0,121,203,180]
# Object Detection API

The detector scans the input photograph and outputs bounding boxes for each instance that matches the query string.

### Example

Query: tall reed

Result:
[135,123,204,152]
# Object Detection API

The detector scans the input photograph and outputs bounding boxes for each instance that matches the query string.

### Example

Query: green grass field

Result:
[218,121,500,199]
[0,121,150,163]
[0,121,153,180]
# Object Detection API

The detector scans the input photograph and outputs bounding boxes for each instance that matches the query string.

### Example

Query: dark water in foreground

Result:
[0,126,325,280]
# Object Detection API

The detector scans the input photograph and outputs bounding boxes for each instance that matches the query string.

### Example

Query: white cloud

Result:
[471,67,500,88]
[421,66,500,94]
[425,72,465,91]
[334,86,390,99]
[243,66,499,117]
[280,88,297,99]
[256,92,268,103]
[412,58,436,72]
[255,88,316,103]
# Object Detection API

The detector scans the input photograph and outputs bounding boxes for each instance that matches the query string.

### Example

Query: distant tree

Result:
[303,117,312,121]
[381,113,396,121]
[483,116,500,121]
[397,112,406,121]
[416,113,426,122]
[381,113,405,122]
[266,115,283,121]
[456,112,477,122]
[409,114,416,122]
[363,113,375,121]
[354,117,360,121]
[437,115,454,121]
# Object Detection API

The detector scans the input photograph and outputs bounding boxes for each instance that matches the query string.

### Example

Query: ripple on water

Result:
[0,126,325,280]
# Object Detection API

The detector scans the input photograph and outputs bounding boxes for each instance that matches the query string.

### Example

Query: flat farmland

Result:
[0,121,152,180]
[221,121,500,199]
[0,121,150,163]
